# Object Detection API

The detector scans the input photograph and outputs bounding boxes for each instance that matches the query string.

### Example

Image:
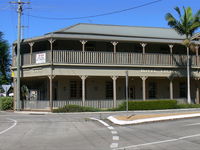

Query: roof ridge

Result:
[74,23,173,30]
[52,23,82,33]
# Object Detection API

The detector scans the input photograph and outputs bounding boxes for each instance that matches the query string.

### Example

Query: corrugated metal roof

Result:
[53,23,185,40]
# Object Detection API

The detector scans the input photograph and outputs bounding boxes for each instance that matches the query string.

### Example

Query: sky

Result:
[0,0,199,46]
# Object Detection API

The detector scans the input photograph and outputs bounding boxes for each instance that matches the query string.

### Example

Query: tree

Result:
[0,32,11,85]
[165,7,200,104]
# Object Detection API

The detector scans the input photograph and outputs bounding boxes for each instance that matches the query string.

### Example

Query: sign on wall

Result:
[36,53,46,64]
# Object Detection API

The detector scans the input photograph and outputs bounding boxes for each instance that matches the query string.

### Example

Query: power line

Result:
[0,5,10,10]
[24,0,162,20]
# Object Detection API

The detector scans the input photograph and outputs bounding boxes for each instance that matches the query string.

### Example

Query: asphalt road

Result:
[1,110,200,150]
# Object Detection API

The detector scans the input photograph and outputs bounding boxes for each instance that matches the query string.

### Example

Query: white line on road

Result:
[90,117,119,149]
[0,118,17,135]
[113,136,119,141]
[111,131,118,134]
[90,117,110,127]
[110,143,118,149]
[184,122,200,126]
[108,126,114,130]
[115,133,200,150]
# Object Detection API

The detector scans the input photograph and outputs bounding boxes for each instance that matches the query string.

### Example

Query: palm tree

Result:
[165,6,200,104]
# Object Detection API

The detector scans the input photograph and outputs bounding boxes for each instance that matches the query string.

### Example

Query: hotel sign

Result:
[36,53,46,64]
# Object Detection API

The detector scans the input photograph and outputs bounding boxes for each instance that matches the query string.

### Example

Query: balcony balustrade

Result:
[12,50,199,67]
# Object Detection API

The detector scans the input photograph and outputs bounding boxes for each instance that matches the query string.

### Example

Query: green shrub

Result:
[53,104,100,113]
[112,100,178,111]
[177,104,200,109]
[0,97,14,110]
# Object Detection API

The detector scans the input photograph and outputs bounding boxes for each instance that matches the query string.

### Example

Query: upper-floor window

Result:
[86,43,96,51]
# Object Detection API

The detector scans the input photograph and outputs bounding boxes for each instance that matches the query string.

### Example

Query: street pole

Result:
[126,71,129,112]
[187,47,191,104]
[10,0,30,111]
[16,0,22,111]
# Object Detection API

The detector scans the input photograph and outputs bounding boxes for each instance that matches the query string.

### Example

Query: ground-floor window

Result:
[149,82,157,98]
[70,81,82,99]
[179,82,186,98]
[129,87,135,99]
[106,81,113,99]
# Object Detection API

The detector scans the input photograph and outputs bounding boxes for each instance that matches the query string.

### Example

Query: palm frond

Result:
[174,6,182,18]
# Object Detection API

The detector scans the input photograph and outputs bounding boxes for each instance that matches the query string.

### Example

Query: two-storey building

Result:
[11,23,200,111]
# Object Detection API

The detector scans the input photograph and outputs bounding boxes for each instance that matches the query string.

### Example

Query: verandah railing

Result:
[21,99,126,110]
[13,50,200,67]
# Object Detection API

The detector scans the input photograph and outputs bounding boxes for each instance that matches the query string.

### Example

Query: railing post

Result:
[140,43,147,64]
[141,76,147,101]
[111,41,118,64]
[28,42,34,64]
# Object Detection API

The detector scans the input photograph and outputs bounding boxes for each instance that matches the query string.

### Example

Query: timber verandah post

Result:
[195,78,200,104]
[48,38,55,111]
[111,41,118,64]
[141,76,147,101]
[195,45,199,66]
[80,75,88,106]
[140,43,147,64]
[80,40,87,63]
[111,76,118,108]
[28,42,34,64]
[168,44,174,65]
[168,76,174,100]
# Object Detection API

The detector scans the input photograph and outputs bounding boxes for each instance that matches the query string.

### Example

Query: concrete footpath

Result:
[107,111,200,125]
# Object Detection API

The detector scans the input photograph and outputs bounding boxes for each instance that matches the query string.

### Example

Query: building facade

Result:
[11,23,200,110]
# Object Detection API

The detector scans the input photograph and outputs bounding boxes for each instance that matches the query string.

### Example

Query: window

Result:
[70,81,82,99]
[106,81,113,99]
[70,81,77,98]
[180,82,186,98]
[149,82,157,98]
[85,43,96,51]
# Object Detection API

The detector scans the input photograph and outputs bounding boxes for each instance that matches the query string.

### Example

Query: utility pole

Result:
[10,0,30,111]
[21,25,29,39]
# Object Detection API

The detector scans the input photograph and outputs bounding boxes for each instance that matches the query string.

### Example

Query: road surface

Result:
[1,111,200,150]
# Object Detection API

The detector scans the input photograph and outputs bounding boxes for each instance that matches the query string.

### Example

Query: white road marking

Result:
[108,126,114,130]
[111,131,118,134]
[108,113,200,125]
[0,118,17,135]
[110,143,118,148]
[115,133,200,150]
[90,117,110,127]
[113,136,119,141]
[90,117,119,149]
[184,122,200,126]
